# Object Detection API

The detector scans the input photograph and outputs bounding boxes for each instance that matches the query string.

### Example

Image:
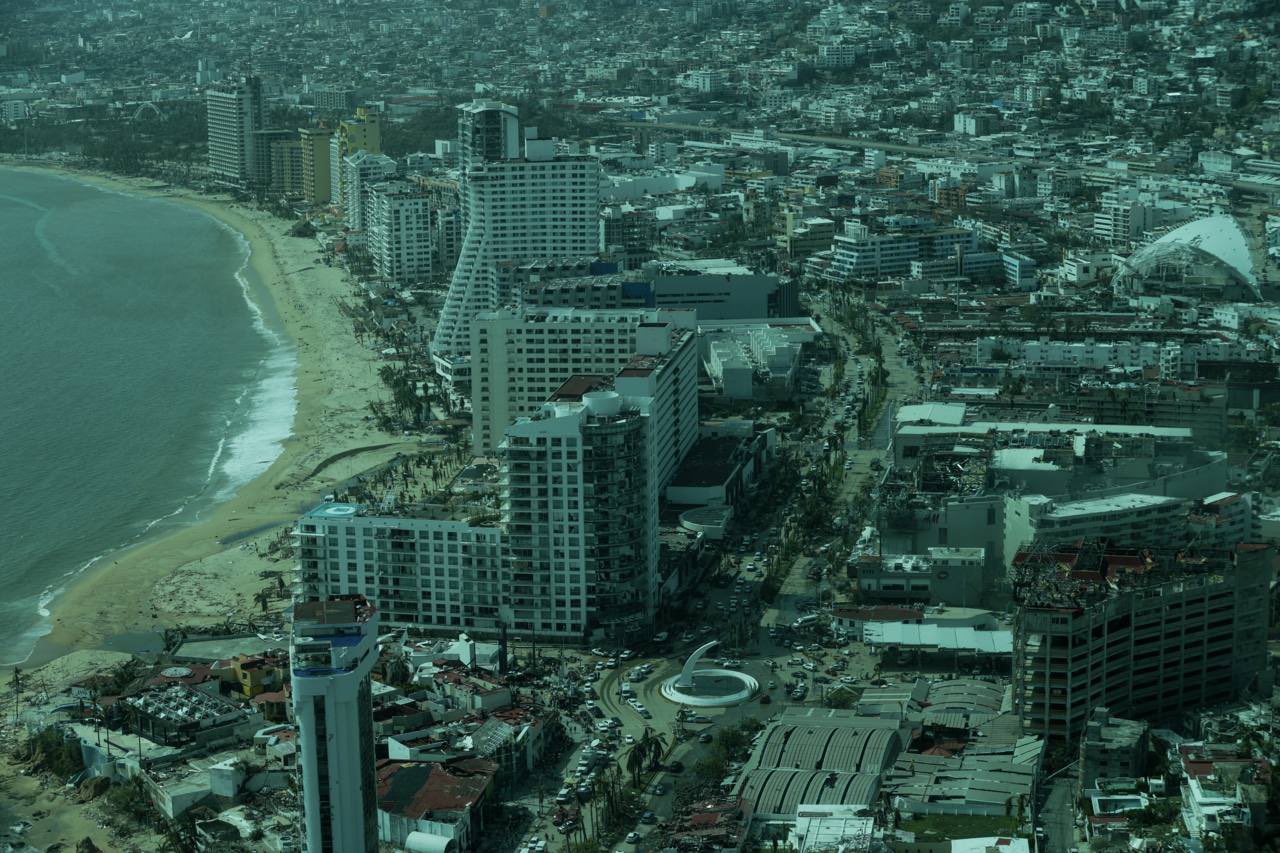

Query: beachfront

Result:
[2,162,422,669]
[0,162,470,850]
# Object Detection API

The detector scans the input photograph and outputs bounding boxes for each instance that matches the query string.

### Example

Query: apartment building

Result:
[431,101,603,384]
[469,308,697,462]
[205,74,264,189]
[501,392,659,641]
[1012,542,1272,741]
[412,175,463,278]
[296,505,504,633]
[1030,493,1189,547]
[341,151,397,231]
[299,126,333,206]
[296,388,677,643]
[314,86,356,113]
[1075,383,1228,446]
[1079,708,1149,791]
[329,107,382,207]
[247,129,294,193]
[778,215,837,260]
[823,221,978,281]
[367,180,433,284]
[816,43,861,68]
[267,134,303,198]
[291,595,380,853]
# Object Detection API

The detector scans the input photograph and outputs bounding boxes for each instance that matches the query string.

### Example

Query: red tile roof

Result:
[375,758,498,817]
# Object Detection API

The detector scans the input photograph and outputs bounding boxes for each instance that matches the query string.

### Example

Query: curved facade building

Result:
[431,101,602,383]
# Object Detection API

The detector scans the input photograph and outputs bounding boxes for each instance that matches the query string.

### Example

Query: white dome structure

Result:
[1115,214,1258,299]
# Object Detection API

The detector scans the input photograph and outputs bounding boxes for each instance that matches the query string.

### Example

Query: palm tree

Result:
[624,742,647,787]
[640,726,669,772]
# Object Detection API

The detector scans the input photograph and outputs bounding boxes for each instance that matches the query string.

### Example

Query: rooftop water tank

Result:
[582,390,622,416]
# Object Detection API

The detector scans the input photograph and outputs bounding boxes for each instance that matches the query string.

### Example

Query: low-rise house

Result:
[376,757,498,851]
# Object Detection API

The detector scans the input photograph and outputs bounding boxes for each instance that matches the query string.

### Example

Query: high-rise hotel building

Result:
[430,101,602,384]
[469,307,698,459]
[296,314,697,643]
[291,595,379,853]
[299,126,333,206]
[206,74,264,189]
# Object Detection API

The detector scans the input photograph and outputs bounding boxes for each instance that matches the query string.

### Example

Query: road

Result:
[514,302,931,851]
[613,119,1006,161]
[1040,770,1079,853]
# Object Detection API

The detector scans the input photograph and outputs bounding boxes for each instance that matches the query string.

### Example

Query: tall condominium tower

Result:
[368,180,434,284]
[430,101,602,384]
[328,107,382,207]
[299,126,333,206]
[291,595,380,853]
[206,74,264,189]
[294,315,697,642]
[469,307,699,463]
[502,391,659,641]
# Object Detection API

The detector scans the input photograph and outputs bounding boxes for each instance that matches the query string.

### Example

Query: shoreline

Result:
[1,160,420,672]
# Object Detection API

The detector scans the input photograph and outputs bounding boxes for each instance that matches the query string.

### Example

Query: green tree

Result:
[624,742,647,787]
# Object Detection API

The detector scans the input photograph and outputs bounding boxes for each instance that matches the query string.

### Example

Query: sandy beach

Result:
[0,160,456,849]
[1,161,422,669]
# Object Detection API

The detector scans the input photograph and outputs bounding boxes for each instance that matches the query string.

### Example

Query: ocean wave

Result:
[208,233,298,499]
[4,211,299,667]
[213,346,297,500]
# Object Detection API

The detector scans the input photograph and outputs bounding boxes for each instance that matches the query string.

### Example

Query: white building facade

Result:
[431,101,602,384]
[501,393,659,642]
[368,181,433,284]
[205,75,264,188]
[469,307,697,459]
[341,151,397,231]
[291,595,380,853]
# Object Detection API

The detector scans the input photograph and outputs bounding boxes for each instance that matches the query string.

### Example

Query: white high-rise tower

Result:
[430,101,602,383]
[205,74,264,189]
[291,595,379,853]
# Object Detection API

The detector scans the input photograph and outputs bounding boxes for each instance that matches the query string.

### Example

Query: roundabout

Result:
[659,640,758,708]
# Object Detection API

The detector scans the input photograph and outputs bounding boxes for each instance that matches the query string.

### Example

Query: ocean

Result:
[0,167,297,665]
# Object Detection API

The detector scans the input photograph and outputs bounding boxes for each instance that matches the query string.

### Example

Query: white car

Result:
[624,734,635,745]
